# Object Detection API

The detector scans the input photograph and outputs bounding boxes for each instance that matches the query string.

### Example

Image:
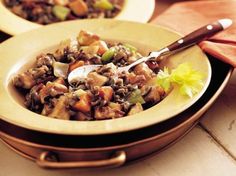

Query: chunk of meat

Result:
[143,86,165,103]
[127,72,146,86]
[134,63,154,80]
[128,103,143,116]
[36,54,54,67]
[39,82,68,103]
[47,96,70,120]
[25,84,45,113]
[13,71,35,89]
[94,106,124,120]
[13,66,49,89]
[73,112,92,121]
[77,30,100,46]
[87,72,108,87]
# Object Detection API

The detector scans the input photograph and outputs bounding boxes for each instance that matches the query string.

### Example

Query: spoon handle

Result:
[163,19,232,53]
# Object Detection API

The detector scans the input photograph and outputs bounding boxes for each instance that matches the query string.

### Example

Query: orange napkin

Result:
[152,0,236,67]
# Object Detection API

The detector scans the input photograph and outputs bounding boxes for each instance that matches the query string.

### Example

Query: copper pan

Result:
[0,56,233,169]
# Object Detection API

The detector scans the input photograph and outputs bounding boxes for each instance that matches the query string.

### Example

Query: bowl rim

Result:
[0,19,211,135]
[0,0,155,35]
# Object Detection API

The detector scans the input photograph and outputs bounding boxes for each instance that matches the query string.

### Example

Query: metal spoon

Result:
[68,19,232,84]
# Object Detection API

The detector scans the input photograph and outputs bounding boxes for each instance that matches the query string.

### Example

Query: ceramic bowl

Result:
[0,19,211,135]
[0,0,155,35]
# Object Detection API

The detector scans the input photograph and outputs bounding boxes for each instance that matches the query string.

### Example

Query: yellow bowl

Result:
[0,0,155,35]
[0,19,211,135]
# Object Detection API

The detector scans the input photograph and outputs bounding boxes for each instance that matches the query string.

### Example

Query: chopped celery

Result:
[156,67,171,92]
[101,48,115,62]
[157,63,204,98]
[128,89,145,104]
[52,5,70,21]
[94,0,114,10]
[124,43,137,53]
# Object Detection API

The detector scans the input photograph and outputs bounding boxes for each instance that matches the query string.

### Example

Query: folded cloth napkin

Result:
[152,0,236,67]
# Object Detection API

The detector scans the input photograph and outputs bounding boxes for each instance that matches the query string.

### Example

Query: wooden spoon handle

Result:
[166,19,232,52]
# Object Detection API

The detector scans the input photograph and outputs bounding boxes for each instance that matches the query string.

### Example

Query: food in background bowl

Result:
[4,0,124,24]
[13,30,204,121]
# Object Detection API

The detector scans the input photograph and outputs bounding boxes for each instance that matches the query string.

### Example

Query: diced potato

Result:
[91,41,109,55]
[69,60,85,72]
[99,86,113,101]
[87,72,108,87]
[77,30,100,46]
[79,45,99,55]
[73,93,91,113]
[128,103,143,116]
[134,63,154,80]
[53,61,69,78]
[48,96,70,120]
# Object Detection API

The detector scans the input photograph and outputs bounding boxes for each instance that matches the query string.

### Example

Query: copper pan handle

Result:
[36,151,126,169]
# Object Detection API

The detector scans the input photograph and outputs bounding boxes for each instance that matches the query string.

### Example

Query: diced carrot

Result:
[69,60,85,72]
[99,86,113,101]
[68,0,88,16]
[91,40,109,55]
[73,93,91,113]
